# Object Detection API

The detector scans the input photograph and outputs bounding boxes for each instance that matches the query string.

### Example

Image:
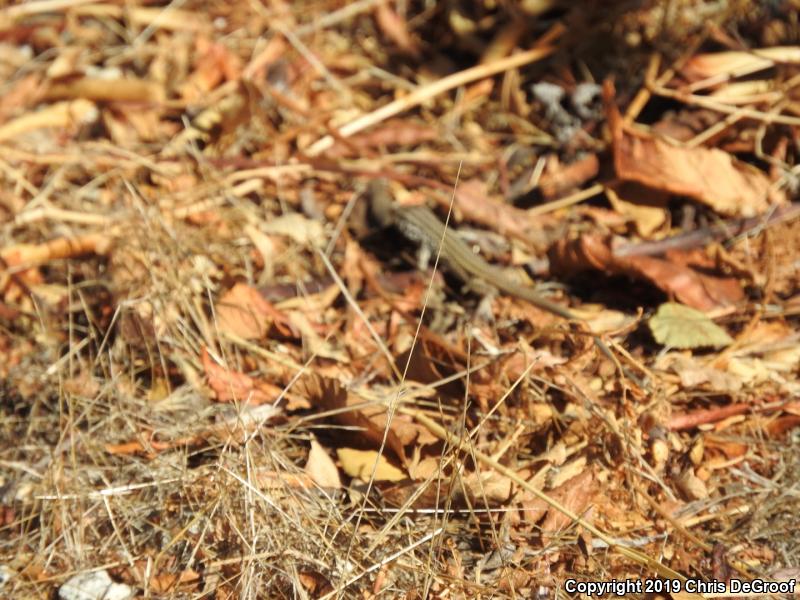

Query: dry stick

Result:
[613,203,800,258]
[624,32,711,126]
[401,408,696,586]
[685,110,746,148]
[624,53,663,125]
[526,182,605,218]
[0,0,100,20]
[305,26,564,156]
[654,85,800,126]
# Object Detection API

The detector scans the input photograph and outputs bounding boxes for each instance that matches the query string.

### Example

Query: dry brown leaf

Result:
[681,47,800,82]
[605,182,668,237]
[287,311,348,361]
[305,439,342,490]
[607,82,784,217]
[295,374,408,462]
[538,154,600,200]
[201,346,281,405]
[549,234,744,311]
[676,468,708,500]
[519,470,596,541]
[337,447,406,482]
[180,37,243,102]
[216,283,292,340]
[374,3,421,58]
[655,353,743,392]
[461,470,514,504]
[147,566,200,594]
[454,179,531,240]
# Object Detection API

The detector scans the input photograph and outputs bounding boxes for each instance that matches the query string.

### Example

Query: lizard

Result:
[366,178,628,375]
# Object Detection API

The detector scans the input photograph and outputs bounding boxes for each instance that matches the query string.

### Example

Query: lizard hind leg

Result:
[462,278,499,323]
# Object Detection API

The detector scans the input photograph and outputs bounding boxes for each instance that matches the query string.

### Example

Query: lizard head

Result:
[367,179,397,229]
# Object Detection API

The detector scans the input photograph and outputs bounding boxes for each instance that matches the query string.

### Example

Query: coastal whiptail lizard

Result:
[367,179,626,373]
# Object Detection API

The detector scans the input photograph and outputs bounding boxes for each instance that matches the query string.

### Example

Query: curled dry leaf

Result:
[454,178,532,240]
[548,234,744,311]
[519,470,596,543]
[216,282,294,339]
[681,47,800,82]
[295,374,411,463]
[656,353,743,393]
[676,468,708,501]
[606,81,785,217]
[201,346,282,404]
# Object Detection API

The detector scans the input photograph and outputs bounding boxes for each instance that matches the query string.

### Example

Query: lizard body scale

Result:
[367,179,625,371]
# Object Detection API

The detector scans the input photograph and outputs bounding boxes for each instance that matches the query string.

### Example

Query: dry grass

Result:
[1,1,799,598]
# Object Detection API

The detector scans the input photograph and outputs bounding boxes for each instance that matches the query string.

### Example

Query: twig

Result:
[614,203,800,257]
[305,26,564,155]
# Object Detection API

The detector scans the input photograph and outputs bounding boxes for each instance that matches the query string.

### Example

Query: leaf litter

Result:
[0,1,799,598]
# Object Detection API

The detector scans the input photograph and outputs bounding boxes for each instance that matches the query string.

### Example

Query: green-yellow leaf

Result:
[649,302,733,349]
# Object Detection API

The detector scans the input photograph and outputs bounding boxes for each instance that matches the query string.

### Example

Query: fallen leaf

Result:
[519,470,596,542]
[538,154,600,199]
[605,182,668,237]
[201,346,281,404]
[337,447,406,482]
[286,311,348,361]
[217,283,292,340]
[305,439,342,490]
[681,47,800,82]
[374,4,421,58]
[180,37,242,102]
[454,178,531,240]
[262,212,324,246]
[676,468,708,500]
[549,234,744,310]
[606,81,785,217]
[655,352,743,393]
[649,302,733,349]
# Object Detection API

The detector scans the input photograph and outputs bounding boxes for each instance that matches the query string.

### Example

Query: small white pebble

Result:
[0,564,15,588]
[58,570,133,600]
